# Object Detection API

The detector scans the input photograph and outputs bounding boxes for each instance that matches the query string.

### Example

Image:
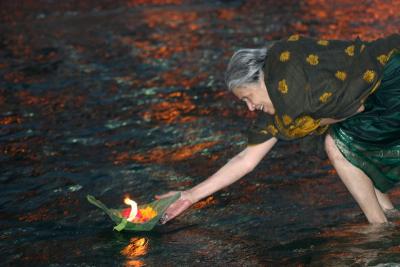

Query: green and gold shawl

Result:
[247,34,400,146]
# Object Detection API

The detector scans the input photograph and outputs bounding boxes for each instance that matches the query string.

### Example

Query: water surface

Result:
[1,0,400,266]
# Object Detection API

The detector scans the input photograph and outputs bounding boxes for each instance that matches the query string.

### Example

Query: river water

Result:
[1,0,400,266]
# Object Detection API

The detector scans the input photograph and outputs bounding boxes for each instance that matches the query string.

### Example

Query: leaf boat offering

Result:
[86,192,180,231]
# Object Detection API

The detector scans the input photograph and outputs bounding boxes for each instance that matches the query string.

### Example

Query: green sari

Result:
[330,52,400,193]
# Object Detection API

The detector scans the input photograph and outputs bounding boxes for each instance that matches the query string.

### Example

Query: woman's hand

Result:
[155,190,194,224]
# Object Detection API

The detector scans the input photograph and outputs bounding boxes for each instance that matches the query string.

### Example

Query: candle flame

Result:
[124,196,138,222]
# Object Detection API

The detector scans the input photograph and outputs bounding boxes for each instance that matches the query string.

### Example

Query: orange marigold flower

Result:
[134,206,157,223]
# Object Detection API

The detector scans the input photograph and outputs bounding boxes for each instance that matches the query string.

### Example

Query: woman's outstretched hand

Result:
[155,190,194,224]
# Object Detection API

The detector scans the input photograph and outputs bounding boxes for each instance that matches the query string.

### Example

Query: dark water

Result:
[1,0,400,266]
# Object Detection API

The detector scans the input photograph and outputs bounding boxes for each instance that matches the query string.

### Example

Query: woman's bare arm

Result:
[187,137,277,202]
[156,137,277,223]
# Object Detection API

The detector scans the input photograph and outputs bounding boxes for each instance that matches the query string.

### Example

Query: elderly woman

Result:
[155,34,400,225]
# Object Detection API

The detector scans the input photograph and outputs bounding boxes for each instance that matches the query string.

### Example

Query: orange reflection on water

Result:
[4,71,26,83]
[18,206,54,223]
[0,115,22,125]
[17,90,86,111]
[133,35,200,59]
[141,92,196,123]
[17,91,48,106]
[34,50,59,63]
[192,195,217,209]
[218,9,235,20]
[130,10,201,60]
[141,98,195,123]
[143,10,198,29]
[170,141,217,161]
[18,197,78,222]
[2,142,32,159]
[127,0,182,7]
[159,69,207,89]
[8,34,32,59]
[113,140,217,164]
[295,0,400,40]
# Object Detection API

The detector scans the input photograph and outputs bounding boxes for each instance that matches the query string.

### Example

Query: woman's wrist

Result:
[183,189,199,204]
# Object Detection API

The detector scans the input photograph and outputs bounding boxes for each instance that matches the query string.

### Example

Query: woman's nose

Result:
[246,101,255,111]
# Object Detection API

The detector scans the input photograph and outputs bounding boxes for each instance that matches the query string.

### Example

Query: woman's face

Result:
[232,76,275,115]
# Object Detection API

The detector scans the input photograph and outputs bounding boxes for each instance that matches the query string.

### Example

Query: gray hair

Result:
[225,48,268,91]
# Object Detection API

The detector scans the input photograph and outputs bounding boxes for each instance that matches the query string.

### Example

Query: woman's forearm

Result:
[187,137,277,202]
[187,153,254,203]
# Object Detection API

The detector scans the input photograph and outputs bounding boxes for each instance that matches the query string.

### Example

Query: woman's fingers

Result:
[156,190,195,224]
[154,191,178,200]
[160,198,192,224]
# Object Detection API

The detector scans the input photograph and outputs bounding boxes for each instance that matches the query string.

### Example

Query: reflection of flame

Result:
[121,237,149,258]
[124,260,145,267]
[124,197,138,221]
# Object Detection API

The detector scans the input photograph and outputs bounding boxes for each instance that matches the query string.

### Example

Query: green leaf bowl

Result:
[86,192,181,231]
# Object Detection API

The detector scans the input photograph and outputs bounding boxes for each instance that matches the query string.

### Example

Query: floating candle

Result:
[124,197,138,222]
[122,197,157,223]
